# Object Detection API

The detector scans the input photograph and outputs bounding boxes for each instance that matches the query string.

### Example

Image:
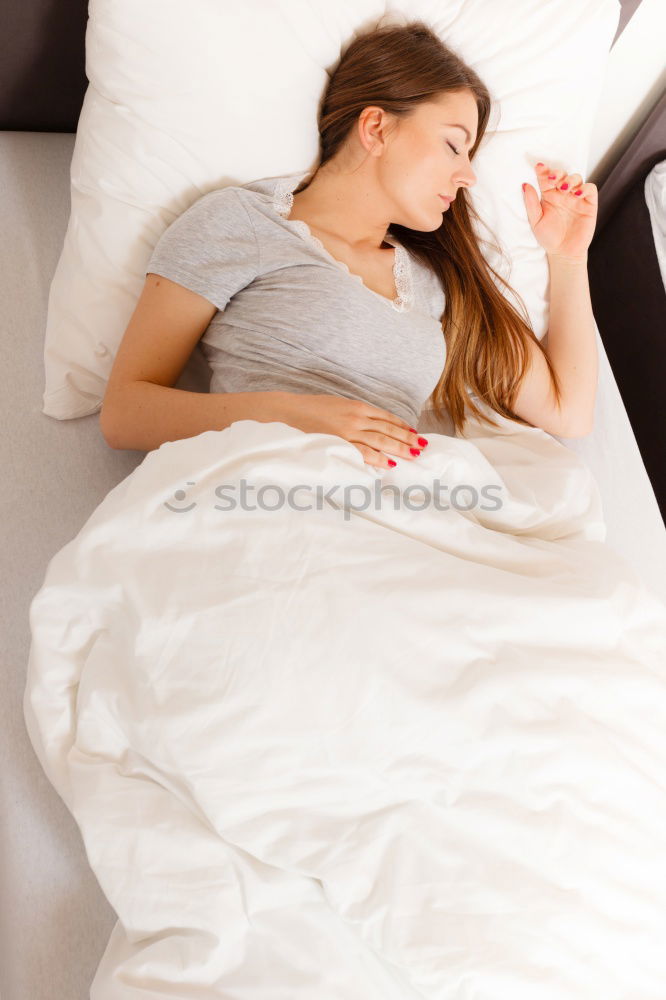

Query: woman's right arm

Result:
[102,382,296,453]
[101,272,425,465]
[100,273,294,452]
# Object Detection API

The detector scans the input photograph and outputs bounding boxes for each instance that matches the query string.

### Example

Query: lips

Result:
[438,194,453,204]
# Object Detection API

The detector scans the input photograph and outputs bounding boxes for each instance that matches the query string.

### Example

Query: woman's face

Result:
[374,89,480,231]
[297,89,481,249]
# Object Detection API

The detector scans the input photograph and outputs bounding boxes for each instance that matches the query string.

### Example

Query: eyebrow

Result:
[443,123,475,146]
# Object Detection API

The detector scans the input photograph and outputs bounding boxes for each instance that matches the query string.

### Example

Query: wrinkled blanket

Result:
[24,409,666,999]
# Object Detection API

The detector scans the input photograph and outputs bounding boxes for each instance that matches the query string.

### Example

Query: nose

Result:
[455,164,477,189]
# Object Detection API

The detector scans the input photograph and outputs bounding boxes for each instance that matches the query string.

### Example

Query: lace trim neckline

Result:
[272,171,414,313]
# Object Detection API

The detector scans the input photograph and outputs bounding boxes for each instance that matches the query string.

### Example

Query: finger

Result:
[361,402,412,432]
[377,419,424,448]
[573,180,598,206]
[535,163,565,191]
[357,429,423,460]
[358,414,421,450]
[522,181,544,229]
[557,172,583,192]
[534,164,597,207]
[353,442,396,469]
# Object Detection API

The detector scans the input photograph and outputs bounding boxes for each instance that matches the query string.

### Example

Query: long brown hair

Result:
[295,19,562,434]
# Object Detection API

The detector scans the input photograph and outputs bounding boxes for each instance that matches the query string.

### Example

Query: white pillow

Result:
[42,0,621,420]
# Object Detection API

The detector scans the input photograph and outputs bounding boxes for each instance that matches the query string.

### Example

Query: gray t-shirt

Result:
[146,170,447,427]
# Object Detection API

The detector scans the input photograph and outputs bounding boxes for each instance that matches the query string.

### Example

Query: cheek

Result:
[401,134,434,166]
[428,144,446,170]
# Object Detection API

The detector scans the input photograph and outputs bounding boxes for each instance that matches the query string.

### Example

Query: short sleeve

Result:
[146,187,259,311]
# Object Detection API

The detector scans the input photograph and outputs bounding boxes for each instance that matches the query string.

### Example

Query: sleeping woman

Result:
[99,20,597,468]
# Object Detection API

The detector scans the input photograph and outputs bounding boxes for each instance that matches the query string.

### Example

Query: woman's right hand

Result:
[278,393,428,469]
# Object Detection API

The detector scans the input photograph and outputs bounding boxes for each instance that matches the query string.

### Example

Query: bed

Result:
[3,1,665,998]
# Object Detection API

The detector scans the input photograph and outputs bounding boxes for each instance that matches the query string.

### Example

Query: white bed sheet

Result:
[23,412,666,997]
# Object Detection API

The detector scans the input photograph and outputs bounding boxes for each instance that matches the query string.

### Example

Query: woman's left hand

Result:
[522,163,598,261]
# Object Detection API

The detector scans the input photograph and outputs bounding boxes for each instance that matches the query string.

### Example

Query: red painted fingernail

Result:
[408,428,417,433]
[560,183,569,190]
[417,437,428,447]
[388,459,397,467]
[410,448,421,456]
[574,190,583,196]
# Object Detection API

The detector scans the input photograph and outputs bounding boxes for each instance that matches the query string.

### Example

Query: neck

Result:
[291,166,392,253]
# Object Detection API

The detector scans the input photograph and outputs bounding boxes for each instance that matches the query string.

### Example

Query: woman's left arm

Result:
[543,250,598,435]
[521,163,599,435]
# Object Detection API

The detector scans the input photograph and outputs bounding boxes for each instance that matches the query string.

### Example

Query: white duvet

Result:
[24,408,666,999]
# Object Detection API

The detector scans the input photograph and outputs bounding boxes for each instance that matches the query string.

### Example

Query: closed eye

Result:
[447,141,460,156]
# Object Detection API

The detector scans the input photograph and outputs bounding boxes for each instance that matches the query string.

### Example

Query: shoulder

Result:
[148,184,260,272]
[162,185,259,242]
[187,172,308,222]
[185,176,289,226]
[182,184,248,218]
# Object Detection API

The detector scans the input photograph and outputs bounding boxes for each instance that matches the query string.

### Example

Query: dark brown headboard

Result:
[0,0,88,132]
[0,0,644,132]
[589,84,666,525]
